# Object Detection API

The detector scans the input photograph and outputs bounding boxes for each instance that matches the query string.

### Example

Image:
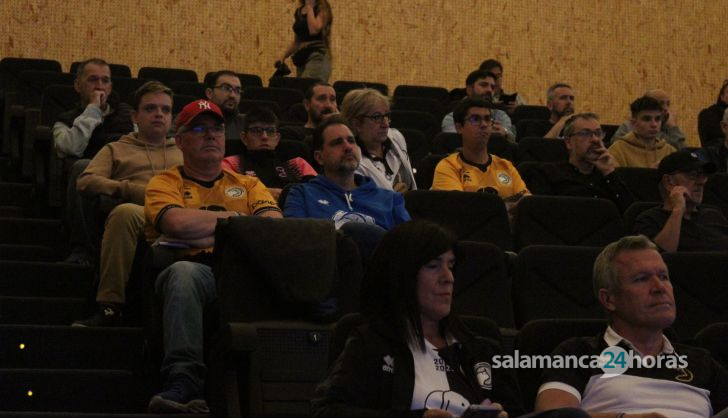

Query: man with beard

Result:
[441,69,515,142]
[284,115,409,231]
[523,113,635,213]
[304,82,338,130]
[222,106,317,201]
[634,151,728,252]
[204,70,244,141]
[520,83,576,139]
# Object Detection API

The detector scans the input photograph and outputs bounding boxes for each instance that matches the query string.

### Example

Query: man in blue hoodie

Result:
[284,116,410,254]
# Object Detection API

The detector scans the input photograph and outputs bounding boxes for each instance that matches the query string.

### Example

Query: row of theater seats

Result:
[404,190,728,251]
[128,216,727,416]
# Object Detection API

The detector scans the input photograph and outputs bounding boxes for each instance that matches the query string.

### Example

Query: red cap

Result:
[175,99,224,129]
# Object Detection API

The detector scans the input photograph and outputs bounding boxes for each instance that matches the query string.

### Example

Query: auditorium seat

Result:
[389,110,439,144]
[693,322,728,369]
[396,128,429,169]
[268,76,319,94]
[404,190,513,251]
[703,173,728,217]
[453,240,515,327]
[614,167,661,202]
[206,216,363,417]
[69,61,131,78]
[414,153,447,190]
[392,96,444,120]
[515,137,568,164]
[333,80,388,97]
[170,81,206,98]
[431,131,515,162]
[662,251,728,340]
[513,196,624,250]
[239,98,281,118]
[514,318,606,411]
[243,86,304,116]
[509,104,549,125]
[393,84,449,105]
[137,66,198,85]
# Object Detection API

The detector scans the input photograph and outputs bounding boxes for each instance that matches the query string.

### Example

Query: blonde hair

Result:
[340,88,391,134]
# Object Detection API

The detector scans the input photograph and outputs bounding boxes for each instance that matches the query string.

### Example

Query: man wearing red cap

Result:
[144,99,282,413]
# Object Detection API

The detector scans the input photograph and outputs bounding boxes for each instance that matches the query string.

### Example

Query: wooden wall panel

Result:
[2,0,726,145]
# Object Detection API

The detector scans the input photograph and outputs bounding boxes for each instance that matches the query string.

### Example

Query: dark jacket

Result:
[311,317,524,418]
[698,100,728,148]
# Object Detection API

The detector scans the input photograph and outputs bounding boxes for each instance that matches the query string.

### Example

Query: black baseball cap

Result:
[658,151,716,176]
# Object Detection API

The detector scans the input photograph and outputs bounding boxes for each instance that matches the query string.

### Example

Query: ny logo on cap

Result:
[198,100,212,110]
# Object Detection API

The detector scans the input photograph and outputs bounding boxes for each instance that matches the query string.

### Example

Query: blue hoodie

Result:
[283,174,410,230]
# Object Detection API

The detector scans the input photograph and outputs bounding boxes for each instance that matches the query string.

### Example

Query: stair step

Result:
[0,218,64,247]
[0,369,149,413]
[0,183,33,207]
[0,412,209,418]
[0,325,143,369]
[0,261,94,297]
[0,297,87,325]
[0,206,23,217]
[0,244,57,262]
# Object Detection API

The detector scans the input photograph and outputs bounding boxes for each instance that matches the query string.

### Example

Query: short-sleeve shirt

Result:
[538,326,728,417]
[144,166,279,254]
[633,205,728,251]
[432,152,528,198]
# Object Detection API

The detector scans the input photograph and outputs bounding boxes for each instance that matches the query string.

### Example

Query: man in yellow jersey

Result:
[144,99,282,413]
[432,98,529,208]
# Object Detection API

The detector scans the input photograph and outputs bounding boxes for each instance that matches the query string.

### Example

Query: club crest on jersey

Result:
[225,187,245,199]
[382,355,394,373]
[474,362,492,390]
[497,172,511,185]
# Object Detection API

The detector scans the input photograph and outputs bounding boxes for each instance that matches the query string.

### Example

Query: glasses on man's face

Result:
[465,114,494,126]
[570,129,606,140]
[247,126,278,136]
[362,112,391,123]
[215,84,242,95]
[186,125,225,135]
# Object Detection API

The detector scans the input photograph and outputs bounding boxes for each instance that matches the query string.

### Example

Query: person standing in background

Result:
[276,0,333,82]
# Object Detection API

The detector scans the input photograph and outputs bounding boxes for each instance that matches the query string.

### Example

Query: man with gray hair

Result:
[612,88,685,150]
[524,113,635,212]
[535,235,728,417]
[697,107,728,173]
[634,150,728,252]
[520,83,575,139]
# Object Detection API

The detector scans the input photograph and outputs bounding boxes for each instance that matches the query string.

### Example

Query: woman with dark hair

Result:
[276,0,333,82]
[698,80,728,147]
[312,220,523,418]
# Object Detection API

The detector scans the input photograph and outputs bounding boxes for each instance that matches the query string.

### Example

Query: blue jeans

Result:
[155,261,217,391]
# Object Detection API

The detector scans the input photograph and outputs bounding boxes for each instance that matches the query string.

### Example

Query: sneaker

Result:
[148,375,209,413]
[72,304,123,327]
[63,246,94,266]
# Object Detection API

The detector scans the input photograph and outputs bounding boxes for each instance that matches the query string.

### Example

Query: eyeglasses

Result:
[247,126,278,136]
[184,125,225,135]
[465,115,494,126]
[214,84,242,95]
[362,113,391,123]
[570,129,606,139]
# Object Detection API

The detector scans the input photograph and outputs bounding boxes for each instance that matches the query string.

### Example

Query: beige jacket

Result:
[609,131,677,168]
[77,133,182,205]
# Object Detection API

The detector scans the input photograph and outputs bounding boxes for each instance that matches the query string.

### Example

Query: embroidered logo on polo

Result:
[382,355,394,373]
[317,199,330,206]
[497,172,512,185]
[225,187,245,198]
[462,171,472,183]
[474,362,493,390]
[423,390,469,412]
